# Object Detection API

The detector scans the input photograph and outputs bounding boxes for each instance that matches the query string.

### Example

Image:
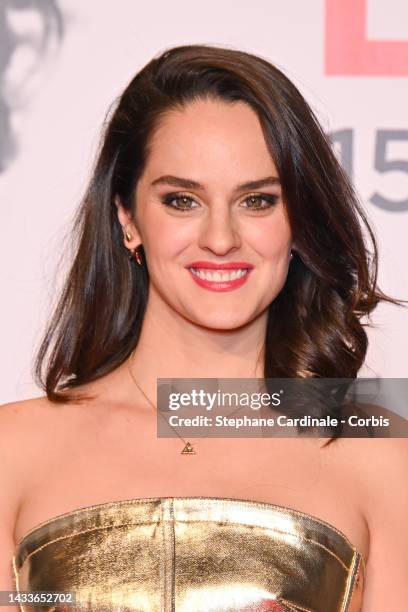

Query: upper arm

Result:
[0,402,26,598]
[361,438,408,610]
[0,530,17,593]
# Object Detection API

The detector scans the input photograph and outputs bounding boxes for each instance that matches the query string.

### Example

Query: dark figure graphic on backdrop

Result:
[0,0,63,173]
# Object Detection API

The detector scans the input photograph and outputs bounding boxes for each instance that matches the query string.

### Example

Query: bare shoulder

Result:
[0,397,53,586]
[0,383,104,432]
[339,437,408,607]
[340,436,408,476]
[0,382,125,485]
[323,435,408,495]
[0,396,52,496]
[0,375,130,464]
[0,394,81,497]
[0,395,54,429]
[0,396,51,449]
[317,435,407,538]
[353,437,408,508]
[0,396,65,456]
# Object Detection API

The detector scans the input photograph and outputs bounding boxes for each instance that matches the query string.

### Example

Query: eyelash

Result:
[160,192,279,213]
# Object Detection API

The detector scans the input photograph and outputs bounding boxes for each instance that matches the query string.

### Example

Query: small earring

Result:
[123,225,133,242]
[134,245,143,266]
[290,250,294,259]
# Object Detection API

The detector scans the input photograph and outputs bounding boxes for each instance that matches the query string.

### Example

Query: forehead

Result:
[144,98,277,180]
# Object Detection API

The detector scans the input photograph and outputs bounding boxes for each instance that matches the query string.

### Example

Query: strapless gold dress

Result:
[12,497,365,611]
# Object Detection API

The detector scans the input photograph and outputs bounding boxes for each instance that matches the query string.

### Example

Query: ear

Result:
[114,196,142,248]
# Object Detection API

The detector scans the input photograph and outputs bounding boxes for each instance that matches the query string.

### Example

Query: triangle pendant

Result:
[181,442,196,455]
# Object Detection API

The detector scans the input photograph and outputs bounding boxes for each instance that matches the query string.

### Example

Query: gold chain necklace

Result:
[127,354,266,455]
[127,358,197,455]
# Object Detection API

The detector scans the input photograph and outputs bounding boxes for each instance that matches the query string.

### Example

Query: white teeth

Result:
[190,268,249,282]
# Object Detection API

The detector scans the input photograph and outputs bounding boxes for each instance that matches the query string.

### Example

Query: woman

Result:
[1,44,407,611]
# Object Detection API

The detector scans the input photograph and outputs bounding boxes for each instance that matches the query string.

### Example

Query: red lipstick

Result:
[185,261,254,292]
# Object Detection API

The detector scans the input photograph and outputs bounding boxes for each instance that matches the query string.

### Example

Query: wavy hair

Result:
[34,44,401,441]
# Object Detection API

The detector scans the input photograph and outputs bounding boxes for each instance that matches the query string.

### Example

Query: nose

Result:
[197,204,242,256]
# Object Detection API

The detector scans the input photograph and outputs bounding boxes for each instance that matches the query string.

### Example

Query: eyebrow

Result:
[150,174,281,192]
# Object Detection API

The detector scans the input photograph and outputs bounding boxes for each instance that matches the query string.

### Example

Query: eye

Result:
[160,192,279,213]
[161,193,200,211]
[240,193,279,211]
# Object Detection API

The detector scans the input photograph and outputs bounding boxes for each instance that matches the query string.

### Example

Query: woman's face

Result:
[117,98,293,330]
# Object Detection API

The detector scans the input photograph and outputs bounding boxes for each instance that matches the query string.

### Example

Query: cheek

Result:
[141,211,191,261]
[247,217,292,260]
[143,231,192,286]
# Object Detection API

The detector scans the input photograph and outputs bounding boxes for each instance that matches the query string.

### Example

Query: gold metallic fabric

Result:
[13,496,365,611]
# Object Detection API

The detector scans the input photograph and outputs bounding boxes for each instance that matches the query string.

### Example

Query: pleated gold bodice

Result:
[12,496,365,611]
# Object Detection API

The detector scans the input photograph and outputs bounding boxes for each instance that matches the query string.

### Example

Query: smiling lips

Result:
[186,261,254,292]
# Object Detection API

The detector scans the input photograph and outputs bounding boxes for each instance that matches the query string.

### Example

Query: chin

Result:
[190,313,256,332]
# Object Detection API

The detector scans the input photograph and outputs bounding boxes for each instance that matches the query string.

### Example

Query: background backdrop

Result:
[1,0,407,403]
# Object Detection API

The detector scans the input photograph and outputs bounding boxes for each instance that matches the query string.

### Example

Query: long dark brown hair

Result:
[34,44,401,440]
